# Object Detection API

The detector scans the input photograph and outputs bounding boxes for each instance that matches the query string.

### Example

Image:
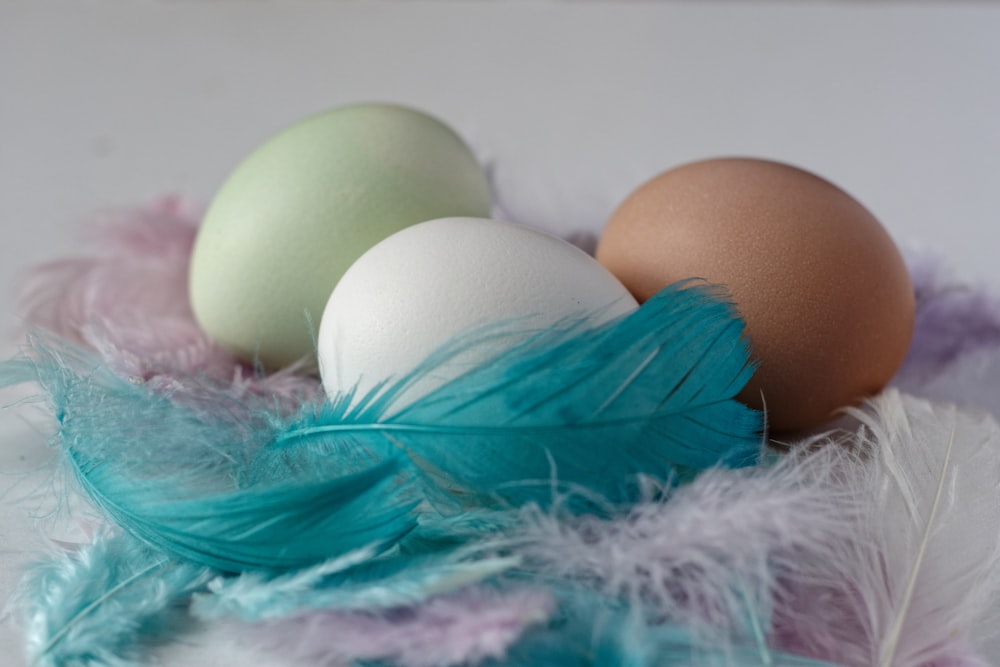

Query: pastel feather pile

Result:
[3,202,1000,667]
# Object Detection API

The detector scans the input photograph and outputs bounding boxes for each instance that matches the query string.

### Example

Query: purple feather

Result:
[240,586,553,667]
[896,254,1000,384]
[477,445,863,643]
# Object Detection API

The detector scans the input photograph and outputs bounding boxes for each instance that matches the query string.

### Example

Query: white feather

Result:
[849,390,1000,666]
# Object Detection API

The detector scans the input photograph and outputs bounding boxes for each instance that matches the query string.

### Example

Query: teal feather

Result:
[0,338,420,573]
[274,280,763,509]
[399,509,524,554]
[1,280,760,576]
[72,451,418,572]
[16,531,213,667]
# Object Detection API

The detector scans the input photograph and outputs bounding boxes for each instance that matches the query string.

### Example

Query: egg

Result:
[318,217,638,406]
[596,157,915,432]
[189,103,492,368]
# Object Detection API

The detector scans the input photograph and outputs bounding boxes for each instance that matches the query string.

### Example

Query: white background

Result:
[2,1,999,665]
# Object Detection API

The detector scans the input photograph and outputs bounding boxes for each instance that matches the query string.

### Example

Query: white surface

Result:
[2,1,999,665]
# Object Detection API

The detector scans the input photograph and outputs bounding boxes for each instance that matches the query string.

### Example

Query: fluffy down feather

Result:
[476,442,863,645]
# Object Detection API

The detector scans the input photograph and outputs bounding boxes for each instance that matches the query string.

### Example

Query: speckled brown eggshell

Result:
[595,157,915,432]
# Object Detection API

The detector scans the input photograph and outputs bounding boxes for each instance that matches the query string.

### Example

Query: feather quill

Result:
[860,392,1000,667]
[774,390,1000,667]
[15,531,213,667]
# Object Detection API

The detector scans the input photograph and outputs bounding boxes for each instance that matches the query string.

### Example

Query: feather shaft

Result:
[878,421,956,667]
[16,531,213,667]
[33,557,170,662]
[774,391,1000,667]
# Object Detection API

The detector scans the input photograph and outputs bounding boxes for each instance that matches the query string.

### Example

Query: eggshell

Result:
[189,103,491,368]
[596,157,915,432]
[318,217,638,406]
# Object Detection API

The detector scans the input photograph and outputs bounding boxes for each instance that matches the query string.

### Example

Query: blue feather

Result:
[16,531,213,667]
[0,338,420,573]
[0,280,760,575]
[274,280,762,508]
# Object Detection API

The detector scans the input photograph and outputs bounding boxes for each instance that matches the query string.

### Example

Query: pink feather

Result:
[18,197,200,348]
[16,197,319,404]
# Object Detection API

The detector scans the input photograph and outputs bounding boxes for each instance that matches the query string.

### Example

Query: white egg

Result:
[317,217,638,407]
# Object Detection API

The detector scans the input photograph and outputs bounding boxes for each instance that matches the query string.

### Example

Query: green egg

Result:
[189,103,492,368]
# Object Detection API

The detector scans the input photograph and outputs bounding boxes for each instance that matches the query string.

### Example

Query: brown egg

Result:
[596,157,915,432]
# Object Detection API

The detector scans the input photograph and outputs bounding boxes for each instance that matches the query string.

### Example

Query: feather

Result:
[14,530,213,667]
[0,337,420,572]
[16,197,200,348]
[892,252,1000,422]
[190,543,387,620]
[473,588,838,667]
[1,279,760,574]
[193,550,521,621]
[277,279,762,510]
[897,254,1000,381]
[197,437,855,665]
[859,392,1000,667]
[892,252,1000,424]
[237,585,555,667]
[773,390,1000,667]
[239,584,833,667]
[894,344,1000,425]
[15,197,319,404]
[475,441,862,645]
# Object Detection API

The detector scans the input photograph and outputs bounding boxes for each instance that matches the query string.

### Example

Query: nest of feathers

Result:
[3,198,1000,667]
